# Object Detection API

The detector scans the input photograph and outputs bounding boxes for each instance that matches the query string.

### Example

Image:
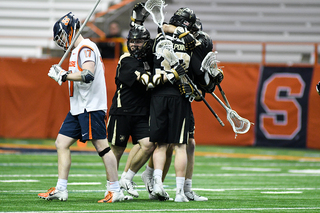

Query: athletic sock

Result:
[125,169,136,181]
[176,177,185,193]
[109,181,120,192]
[106,180,110,191]
[153,169,163,183]
[56,179,68,191]
[121,171,127,179]
[184,178,192,192]
[145,165,154,176]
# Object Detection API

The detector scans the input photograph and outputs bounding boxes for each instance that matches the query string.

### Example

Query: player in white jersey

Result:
[38,12,126,203]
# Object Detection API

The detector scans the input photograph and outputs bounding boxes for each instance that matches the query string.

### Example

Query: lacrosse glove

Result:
[179,82,194,98]
[214,69,224,84]
[130,2,150,26]
[48,65,69,86]
[174,27,196,51]
[316,81,320,95]
[165,63,187,84]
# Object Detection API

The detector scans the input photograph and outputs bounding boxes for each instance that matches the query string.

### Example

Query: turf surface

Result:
[1,139,320,212]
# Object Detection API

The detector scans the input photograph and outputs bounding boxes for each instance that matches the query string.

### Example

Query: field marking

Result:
[1,207,320,212]
[67,182,102,185]
[0,180,39,183]
[289,169,320,173]
[221,167,281,172]
[261,191,303,194]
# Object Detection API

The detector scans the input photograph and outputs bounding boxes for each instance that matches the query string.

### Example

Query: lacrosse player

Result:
[38,12,125,203]
[140,15,222,201]
[147,7,200,202]
[107,24,155,199]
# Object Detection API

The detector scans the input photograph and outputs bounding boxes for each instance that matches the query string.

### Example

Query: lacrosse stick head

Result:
[201,51,220,77]
[53,12,80,51]
[227,109,253,138]
[155,40,179,66]
[127,25,152,59]
[144,0,166,28]
[169,7,196,31]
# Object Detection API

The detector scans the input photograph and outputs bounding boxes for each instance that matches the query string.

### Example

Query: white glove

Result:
[48,65,68,86]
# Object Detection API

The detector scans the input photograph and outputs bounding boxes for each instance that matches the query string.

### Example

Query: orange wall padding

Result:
[0,57,259,146]
[191,63,259,146]
[307,64,320,149]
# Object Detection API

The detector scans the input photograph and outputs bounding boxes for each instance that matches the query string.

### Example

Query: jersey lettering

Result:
[259,73,305,139]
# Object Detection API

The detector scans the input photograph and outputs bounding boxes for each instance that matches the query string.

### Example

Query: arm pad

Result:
[81,69,94,83]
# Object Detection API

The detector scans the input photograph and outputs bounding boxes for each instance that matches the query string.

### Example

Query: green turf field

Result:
[1,139,320,212]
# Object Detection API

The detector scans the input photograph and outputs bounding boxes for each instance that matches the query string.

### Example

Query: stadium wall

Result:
[1,58,320,149]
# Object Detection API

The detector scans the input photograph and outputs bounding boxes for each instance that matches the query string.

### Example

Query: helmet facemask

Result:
[127,25,151,60]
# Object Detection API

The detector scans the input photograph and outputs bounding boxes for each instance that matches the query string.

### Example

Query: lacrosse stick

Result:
[156,40,225,127]
[211,92,253,138]
[201,51,231,108]
[144,0,167,38]
[58,0,101,66]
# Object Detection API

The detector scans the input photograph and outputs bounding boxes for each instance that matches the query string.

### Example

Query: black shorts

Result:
[150,95,191,144]
[107,114,149,147]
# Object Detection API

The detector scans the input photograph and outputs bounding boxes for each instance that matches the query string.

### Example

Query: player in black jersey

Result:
[107,24,155,198]
[149,7,198,202]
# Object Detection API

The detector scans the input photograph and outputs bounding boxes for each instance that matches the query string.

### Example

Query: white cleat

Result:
[98,191,125,203]
[175,189,189,202]
[119,178,139,198]
[185,191,208,201]
[38,187,68,201]
[153,178,169,201]
[141,171,154,196]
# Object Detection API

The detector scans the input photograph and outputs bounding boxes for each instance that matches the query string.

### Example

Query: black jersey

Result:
[109,52,153,116]
[189,31,214,89]
[151,33,193,96]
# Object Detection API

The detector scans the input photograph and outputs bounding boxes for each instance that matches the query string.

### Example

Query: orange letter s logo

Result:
[260,73,305,140]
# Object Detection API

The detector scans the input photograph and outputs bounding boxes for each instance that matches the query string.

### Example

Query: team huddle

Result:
[38,1,223,203]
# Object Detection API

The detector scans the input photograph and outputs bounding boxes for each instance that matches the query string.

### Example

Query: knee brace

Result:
[98,147,111,157]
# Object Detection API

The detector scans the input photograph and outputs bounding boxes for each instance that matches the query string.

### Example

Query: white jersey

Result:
[68,39,107,115]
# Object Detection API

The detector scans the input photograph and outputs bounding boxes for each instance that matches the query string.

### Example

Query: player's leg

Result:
[121,137,154,198]
[122,143,140,177]
[168,96,190,202]
[86,111,126,203]
[152,142,170,200]
[38,112,79,201]
[173,143,188,202]
[184,112,208,201]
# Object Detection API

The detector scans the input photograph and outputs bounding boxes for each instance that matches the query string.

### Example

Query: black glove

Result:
[130,2,150,26]
[203,81,216,93]
[179,82,194,98]
[174,27,196,51]
[172,63,186,77]
[317,81,320,95]
[182,33,196,51]
[214,71,224,84]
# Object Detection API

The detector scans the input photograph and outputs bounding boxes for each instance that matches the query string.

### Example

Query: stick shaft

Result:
[211,92,228,111]
[58,0,101,66]
[185,75,225,127]
[217,84,231,108]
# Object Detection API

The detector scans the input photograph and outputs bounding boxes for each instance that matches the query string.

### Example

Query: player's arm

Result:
[65,61,95,83]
